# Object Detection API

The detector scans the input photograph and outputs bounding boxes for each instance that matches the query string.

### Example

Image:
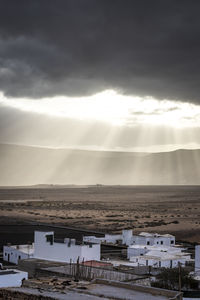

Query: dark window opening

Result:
[160,241,163,245]
[46,234,54,245]
[170,260,172,268]
[147,241,150,245]
[171,240,174,244]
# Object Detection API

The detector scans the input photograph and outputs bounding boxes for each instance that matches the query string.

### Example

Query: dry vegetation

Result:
[0,185,200,242]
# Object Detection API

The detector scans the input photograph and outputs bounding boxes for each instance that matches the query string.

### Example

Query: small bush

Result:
[171,220,179,224]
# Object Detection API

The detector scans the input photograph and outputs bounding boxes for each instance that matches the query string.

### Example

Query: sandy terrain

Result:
[0,185,200,243]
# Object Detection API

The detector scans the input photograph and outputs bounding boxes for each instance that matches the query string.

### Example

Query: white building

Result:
[83,230,175,247]
[34,231,100,263]
[0,269,28,288]
[127,244,184,259]
[3,244,34,264]
[195,245,200,275]
[128,245,191,268]
[83,233,122,244]
[130,253,190,268]
[83,230,133,245]
[131,232,175,247]
[4,231,100,265]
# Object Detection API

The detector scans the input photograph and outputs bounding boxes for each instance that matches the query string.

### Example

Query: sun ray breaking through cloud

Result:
[1,90,200,129]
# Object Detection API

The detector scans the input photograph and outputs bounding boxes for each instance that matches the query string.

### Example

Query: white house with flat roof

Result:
[3,244,34,264]
[83,230,175,247]
[132,232,175,247]
[127,244,184,259]
[128,244,191,268]
[34,231,100,263]
[0,269,28,288]
[129,252,191,268]
[3,231,100,265]
[83,233,122,244]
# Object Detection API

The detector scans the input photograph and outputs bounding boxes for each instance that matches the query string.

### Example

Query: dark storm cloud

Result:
[0,0,200,102]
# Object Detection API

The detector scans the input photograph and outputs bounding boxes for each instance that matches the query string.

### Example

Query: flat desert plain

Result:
[0,185,200,243]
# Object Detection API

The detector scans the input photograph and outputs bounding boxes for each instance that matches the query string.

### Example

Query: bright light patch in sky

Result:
[1,90,200,128]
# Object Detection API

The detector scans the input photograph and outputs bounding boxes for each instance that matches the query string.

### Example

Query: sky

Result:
[1,0,200,153]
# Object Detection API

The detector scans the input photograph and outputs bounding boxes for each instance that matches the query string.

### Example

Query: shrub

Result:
[152,268,198,290]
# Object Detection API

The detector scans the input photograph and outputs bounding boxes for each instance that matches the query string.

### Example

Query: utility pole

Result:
[178,262,181,292]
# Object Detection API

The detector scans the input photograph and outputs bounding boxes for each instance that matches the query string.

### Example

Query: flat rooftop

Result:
[85,284,172,300]
[7,283,179,300]
[131,253,190,261]
[128,244,181,250]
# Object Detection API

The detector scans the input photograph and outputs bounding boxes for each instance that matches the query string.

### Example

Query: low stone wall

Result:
[0,288,53,300]
[94,279,183,300]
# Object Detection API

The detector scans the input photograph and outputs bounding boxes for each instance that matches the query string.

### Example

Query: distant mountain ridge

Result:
[0,143,200,185]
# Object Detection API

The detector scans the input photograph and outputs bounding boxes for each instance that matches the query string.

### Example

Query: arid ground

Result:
[0,185,200,243]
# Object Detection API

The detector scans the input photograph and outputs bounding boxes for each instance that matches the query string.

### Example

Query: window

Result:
[146,260,148,266]
[160,241,163,245]
[5,253,7,256]
[18,255,21,260]
[171,240,174,244]
[46,234,54,245]
[147,241,150,245]
[159,261,161,267]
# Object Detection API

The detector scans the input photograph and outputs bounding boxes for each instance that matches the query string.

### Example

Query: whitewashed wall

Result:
[122,230,133,245]
[195,245,200,275]
[81,244,100,261]
[84,231,175,247]
[83,236,104,244]
[130,256,187,268]
[34,231,100,263]
[131,235,175,246]
[3,246,33,265]
[83,234,122,244]
[0,270,28,288]
[104,234,122,243]
[127,247,148,259]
